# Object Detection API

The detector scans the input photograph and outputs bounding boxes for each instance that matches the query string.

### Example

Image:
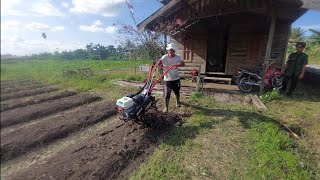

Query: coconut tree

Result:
[41,32,47,40]
[290,27,306,42]
[41,32,50,53]
[309,29,320,44]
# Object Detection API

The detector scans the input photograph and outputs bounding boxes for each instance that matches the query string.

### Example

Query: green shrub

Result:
[260,89,283,102]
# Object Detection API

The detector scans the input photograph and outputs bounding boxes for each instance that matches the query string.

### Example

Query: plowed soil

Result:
[1,90,77,112]
[9,110,182,180]
[1,86,59,101]
[0,80,184,180]
[0,80,42,88]
[1,83,46,94]
[1,101,117,162]
[1,93,102,128]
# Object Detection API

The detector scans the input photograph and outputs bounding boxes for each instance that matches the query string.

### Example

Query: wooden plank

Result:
[203,72,226,75]
[282,25,291,71]
[204,77,232,81]
[249,94,267,110]
[260,11,276,95]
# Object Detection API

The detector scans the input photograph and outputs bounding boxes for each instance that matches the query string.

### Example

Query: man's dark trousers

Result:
[281,75,299,95]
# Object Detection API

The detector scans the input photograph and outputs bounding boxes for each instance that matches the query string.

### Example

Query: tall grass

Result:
[1,59,151,98]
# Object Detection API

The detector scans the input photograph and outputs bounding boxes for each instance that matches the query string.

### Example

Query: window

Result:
[183,39,192,61]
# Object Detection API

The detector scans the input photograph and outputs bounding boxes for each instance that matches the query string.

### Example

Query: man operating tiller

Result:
[156,43,185,113]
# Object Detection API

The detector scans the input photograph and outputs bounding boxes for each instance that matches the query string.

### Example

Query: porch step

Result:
[203,76,232,85]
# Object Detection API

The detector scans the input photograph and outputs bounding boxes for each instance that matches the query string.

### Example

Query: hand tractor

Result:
[116,64,178,123]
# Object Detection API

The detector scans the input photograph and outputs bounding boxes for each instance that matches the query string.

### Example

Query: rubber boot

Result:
[163,98,170,113]
[176,94,181,107]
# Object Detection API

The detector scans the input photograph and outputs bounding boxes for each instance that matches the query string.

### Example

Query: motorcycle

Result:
[234,59,283,93]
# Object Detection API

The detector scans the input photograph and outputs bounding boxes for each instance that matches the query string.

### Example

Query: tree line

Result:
[27,40,164,61]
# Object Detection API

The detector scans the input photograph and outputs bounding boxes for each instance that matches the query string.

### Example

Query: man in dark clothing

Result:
[281,42,308,96]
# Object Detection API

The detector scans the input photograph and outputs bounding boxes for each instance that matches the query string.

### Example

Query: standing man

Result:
[281,42,308,96]
[157,43,184,113]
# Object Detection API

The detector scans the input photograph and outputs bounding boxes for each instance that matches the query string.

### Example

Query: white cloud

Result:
[299,24,320,31]
[25,22,65,32]
[1,0,21,12]
[70,0,126,17]
[61,2,69,8]
[26,22,51,31]
[31,0,65,17]
[50,26,65,31]
[2,0,64,17]
[79,20,117,33]
[1,34,85,56]
[93,20,103,26]
[105,26,118,33]
[1,20,22,30]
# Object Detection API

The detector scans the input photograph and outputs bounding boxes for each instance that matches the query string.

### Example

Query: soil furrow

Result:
[1,117,119,178]
[1,83,47,94]
[1,101,117,162]
[8,111,181,180]
[1,80,43,89]
[1,90,77,112]
[1,94,102,128]
[1,86,59,101]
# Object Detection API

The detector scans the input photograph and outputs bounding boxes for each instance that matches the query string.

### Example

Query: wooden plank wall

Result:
[225,15,290,75]
[181,0,269,20]
[171,13,290,76]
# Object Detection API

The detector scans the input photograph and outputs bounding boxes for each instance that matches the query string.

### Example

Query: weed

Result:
[260,89,283,102]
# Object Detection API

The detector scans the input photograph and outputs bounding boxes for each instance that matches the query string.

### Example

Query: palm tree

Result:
[309,29,320,36]
[41,32,50,52]
[290,27,306,42]
[41,32,47,40]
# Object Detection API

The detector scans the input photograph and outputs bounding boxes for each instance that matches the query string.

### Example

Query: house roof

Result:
[138,0,319,31]
[158,0,320,9]
[301,0,320,9]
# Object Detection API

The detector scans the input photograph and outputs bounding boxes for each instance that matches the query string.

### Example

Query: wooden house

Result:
[138,0,317,80]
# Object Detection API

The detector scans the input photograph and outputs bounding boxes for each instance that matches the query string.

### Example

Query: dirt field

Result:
[0,80,182,179]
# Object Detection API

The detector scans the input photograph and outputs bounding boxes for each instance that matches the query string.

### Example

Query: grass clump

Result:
[189,92,203,101]
[246,122,310,179]
[260,89,283,102]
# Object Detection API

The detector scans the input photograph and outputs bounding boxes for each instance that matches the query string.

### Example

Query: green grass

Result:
[265,83,320,179]
[131,95,312,179]
[1,59,150,99]
[308,52,320,65]
[246,122,310,179]
[1,58,317,179]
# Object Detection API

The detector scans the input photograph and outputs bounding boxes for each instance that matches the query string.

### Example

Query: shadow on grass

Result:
[290,82,320,102]
[163,101,285,148]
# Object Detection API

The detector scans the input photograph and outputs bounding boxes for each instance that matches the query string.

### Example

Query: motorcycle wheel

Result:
[271,75,283,89]
[238,77,253,93]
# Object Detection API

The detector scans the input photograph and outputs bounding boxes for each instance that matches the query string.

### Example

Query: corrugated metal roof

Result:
[301,0,320,10]
[138,0,319,31]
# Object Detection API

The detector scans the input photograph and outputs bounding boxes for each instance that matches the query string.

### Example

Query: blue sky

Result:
[1,0,319,56]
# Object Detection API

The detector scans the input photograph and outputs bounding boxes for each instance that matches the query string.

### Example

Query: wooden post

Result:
[164,33,167,51]
[259,12,276,95]
[282,25,291,71]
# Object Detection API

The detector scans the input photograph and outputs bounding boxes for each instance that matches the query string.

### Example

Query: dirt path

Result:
[1,86,59,101]
[8,111,182,180]
[1,90,77,112]
[1,101,117,162]
[1,94,102,128]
